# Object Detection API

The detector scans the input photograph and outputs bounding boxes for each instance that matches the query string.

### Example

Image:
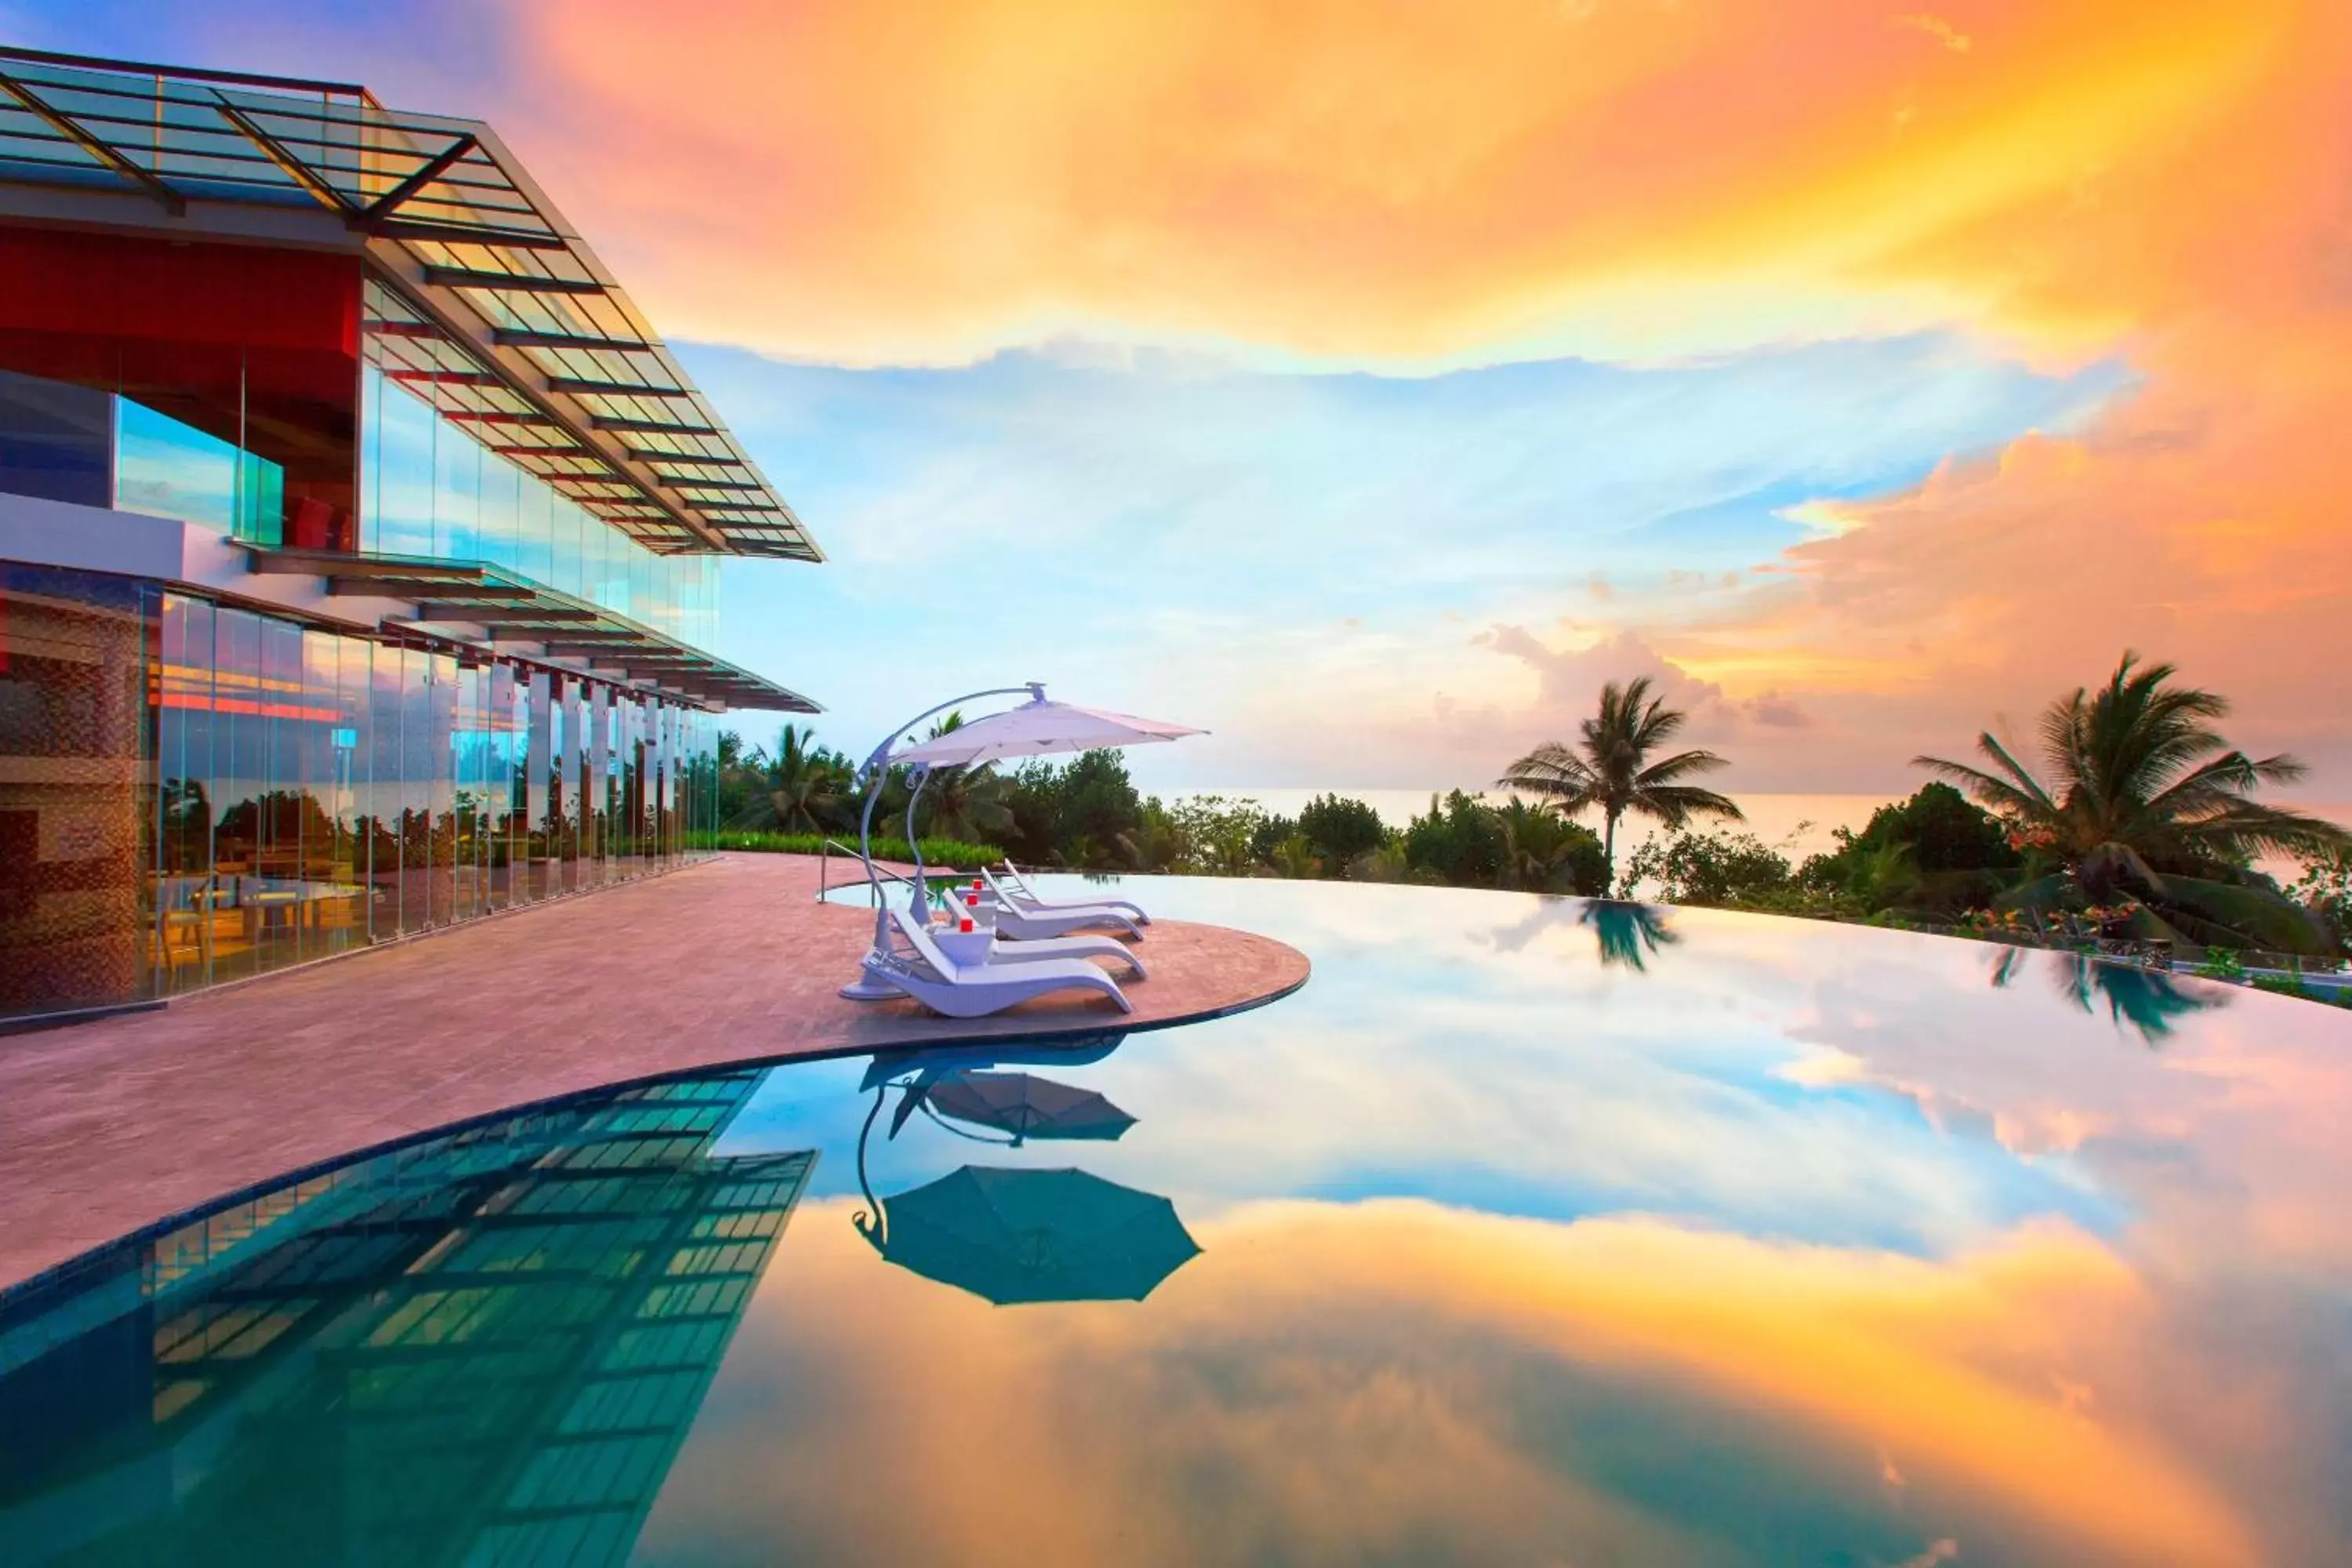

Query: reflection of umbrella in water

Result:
[925,1072,1136,1147]
[855,1166,1200,1305]
[859,1033,1129,1094]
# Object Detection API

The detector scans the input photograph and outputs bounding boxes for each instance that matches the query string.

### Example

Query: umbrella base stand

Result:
[840,975,902,1001]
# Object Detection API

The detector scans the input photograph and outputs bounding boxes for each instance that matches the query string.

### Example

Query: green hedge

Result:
[688,829,1004,866]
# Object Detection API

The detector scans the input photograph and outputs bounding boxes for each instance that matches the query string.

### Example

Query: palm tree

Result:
[906,713,1014,848]
[1916,652,2350,954]
[753,724,851,834]
[1499,676,1743,893]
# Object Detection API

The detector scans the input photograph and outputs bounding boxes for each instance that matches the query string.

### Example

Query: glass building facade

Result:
[0,563,722,1021]
[357,284,720,650]
[0,50,818,1028]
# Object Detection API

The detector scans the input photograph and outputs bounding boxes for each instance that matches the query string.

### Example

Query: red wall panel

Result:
[0,228,361,354]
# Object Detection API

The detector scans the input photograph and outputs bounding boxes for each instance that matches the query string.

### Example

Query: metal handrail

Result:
[816,837,962,906]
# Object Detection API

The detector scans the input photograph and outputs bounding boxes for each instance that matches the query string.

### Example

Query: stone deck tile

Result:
[0,854,1307,1291]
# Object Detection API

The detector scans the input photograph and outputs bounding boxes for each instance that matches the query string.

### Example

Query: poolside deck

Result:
[0,855,1308,1293]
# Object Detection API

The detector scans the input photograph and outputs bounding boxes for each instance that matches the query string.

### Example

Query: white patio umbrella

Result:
[839,684,1205,1000]
[890,699,1205,769]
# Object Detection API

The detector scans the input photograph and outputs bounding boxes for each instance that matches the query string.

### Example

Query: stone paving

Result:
[0,854,1308,1291]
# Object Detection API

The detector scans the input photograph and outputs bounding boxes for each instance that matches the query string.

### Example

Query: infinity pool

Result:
[5,877,2348,1566]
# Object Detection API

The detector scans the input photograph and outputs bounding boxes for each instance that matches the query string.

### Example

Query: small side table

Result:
[931,927,995,968]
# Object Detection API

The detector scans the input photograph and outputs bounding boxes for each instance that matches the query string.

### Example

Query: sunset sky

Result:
[24,0,2351,797]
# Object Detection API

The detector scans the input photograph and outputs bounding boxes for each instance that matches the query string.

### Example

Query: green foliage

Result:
[690,830,1004,866]
[1797,783,2022,915]
[1402,790,1506,885]
[1348,841,1414,882]
[1250,813,1298,863]
[2290,845,2352,950]
[1498,674,1742,885]
[718,723,857,837]
[2248,973,2352,1008]
[1494,797,1609,895]
[995,750,1144,870]
[1917,652,2350,954]
[1622,827,1795,906]
[1269,832,1321,879]
[1129,794,1269,875]
[1298,793,1388,872]
[2193,947,2247,982]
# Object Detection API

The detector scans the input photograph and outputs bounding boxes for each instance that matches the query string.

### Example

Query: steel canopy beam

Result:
[426,266,604,294]
[359,132,478,223]
[590,417,723,436]
[546,377,691,398]
[495,328,650,354]
[0,69,186,214]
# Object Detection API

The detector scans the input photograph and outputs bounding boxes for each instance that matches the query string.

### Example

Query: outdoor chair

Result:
[999,860,1150,924]
[863,906,1134,1018]
[978,868,1147,941]
[981,926,1148,978]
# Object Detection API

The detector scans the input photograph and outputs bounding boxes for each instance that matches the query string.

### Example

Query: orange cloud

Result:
[652,1197,2290,1564]
[487,0,2352,785]
[504,0,2307,367]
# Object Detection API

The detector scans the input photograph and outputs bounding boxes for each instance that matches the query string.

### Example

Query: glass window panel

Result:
[115,398,241,535]
[0,367,111,508]
[208,607,265,982]
[154,593,216,998]
[365,638,405,941]
[486,662,517,912]
[249,616,307,975]
[368,368,440,561]
[332,633,375,950]
[433,419,480,564]
[427,650,458,927]
[527,666,554,905]
[477,455,521,579]
[358,360,383,553]
[395,646,433,935]
[581,681,605,892]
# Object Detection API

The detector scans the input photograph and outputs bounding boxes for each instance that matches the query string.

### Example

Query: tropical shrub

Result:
[1401,790,1507,885]
[1622,827,1795,906]
[689,830,1004,866]
[1917,652,2350,954]
[2290,846,2352,950]
[1298,793,1389,873]
[1798,783,2021,914]
[1494,797,1609,895]
[1269,833,1321,879]
[1250,812,1299,864]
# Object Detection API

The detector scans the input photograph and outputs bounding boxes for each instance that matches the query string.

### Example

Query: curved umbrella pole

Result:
[840,683,1044,1000]
[915,1097,1022,1148]
[851,1083,889,1250]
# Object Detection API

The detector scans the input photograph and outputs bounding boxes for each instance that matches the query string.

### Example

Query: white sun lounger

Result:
[978,868,1145,941]
[1000,860,1150,924]
[988,929,1148,978]
[863,906,1133,1018]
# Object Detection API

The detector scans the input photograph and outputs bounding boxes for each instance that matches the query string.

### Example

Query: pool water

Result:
[4,877,2349,1566]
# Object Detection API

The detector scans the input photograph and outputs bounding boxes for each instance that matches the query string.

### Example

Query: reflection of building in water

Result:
[0,1069,811,1566]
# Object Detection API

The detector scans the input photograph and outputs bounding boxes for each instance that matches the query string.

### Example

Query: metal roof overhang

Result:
[246,547,818,713]
[0,45,823,564]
